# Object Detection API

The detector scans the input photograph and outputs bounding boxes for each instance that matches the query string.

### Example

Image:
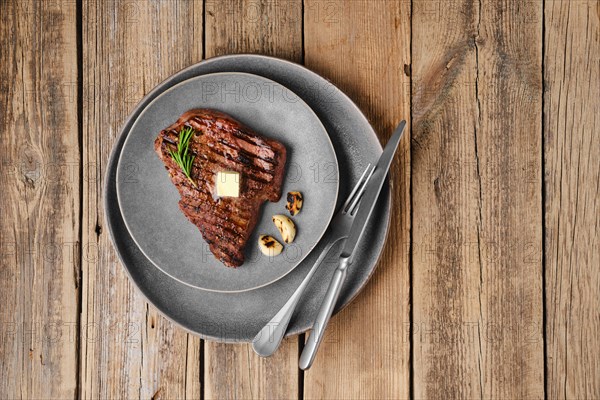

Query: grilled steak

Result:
[155,109,287,267]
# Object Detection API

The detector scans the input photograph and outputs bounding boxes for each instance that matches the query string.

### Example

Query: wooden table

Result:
[1,1,598,398]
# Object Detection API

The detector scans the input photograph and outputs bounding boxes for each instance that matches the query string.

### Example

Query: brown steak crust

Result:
[155,109,287,267]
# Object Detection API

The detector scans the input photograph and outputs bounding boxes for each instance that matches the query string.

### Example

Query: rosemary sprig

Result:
[169,126,197,188]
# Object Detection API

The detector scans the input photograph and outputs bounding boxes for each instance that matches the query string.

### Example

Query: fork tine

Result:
[346,164,375,215]
[341,164,372,212]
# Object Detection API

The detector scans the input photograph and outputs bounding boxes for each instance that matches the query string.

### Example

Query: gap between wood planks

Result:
[540,1,548,397]
[76,0,84,396]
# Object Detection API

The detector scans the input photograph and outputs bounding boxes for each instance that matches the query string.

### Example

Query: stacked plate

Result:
[105,54,391,342]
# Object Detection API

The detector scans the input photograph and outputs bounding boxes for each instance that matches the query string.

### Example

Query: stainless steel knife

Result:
[298,120,407,370]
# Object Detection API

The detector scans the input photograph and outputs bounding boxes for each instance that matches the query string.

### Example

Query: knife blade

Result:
[341,119,406,262]
[299,120,406,370]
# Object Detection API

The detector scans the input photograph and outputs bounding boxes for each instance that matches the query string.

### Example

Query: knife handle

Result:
[299,257,349,370]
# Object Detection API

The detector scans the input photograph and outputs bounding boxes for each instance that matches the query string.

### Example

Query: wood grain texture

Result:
[205,0,303,60]
[80,1,202,398]
[0,1,80,398]
[205,339,299,400]
[203,1,302,399]
[544,1,600,398]
[412,0,544,398]
[303,1,411,398]
[3,1,600,398]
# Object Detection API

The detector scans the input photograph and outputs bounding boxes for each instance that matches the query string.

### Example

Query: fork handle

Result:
[299,257,349,370]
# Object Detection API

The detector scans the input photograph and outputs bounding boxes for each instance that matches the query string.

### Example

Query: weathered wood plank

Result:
[80,1,202,398]
[412,0,544,398]
[205,0,302,60]
[205,340,299,400]
[203,1,302,399]
[0,1,79,398]
[303,1,411,398]
[544,1,600,398]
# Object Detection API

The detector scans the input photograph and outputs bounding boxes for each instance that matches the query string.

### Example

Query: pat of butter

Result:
[215,171,240,197]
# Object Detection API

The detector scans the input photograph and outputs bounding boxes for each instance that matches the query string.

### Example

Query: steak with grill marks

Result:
[154,109,287,267]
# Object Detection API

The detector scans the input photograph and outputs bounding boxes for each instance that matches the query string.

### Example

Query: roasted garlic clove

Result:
[272,214,297,243]
[258,235,283,257]
[285,191,303,216]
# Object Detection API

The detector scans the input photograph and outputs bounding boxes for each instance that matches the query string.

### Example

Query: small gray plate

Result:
[116,72,338,292]
[105,55,392,342]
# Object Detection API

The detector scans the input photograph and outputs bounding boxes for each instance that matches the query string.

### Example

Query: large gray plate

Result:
[105,55,392,342]
[116,73,338,292]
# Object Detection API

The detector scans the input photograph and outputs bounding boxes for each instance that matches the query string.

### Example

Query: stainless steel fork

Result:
[252,164,375,357]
